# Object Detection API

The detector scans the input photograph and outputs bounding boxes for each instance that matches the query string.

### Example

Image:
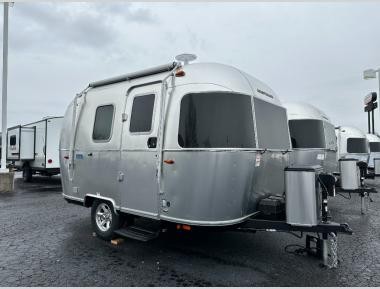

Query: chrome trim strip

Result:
[160,212,258,226]
[119,207,159,219]
[62,193,84,203]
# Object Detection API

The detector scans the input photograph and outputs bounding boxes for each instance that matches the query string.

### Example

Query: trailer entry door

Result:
[119,83,162,218]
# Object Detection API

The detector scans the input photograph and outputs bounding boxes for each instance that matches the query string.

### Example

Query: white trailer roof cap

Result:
[366,133,380,142]
[284,102,331,122]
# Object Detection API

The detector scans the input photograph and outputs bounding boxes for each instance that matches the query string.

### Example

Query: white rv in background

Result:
[365,133,380,169]
[7,116,63,181]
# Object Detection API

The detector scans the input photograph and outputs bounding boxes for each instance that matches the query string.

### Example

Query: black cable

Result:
[337,193,351,199]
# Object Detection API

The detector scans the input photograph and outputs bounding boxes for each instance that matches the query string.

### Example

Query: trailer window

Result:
[92,105,114,141]
[289,119,325,149]
[369,142,380,152]
[130,94,155,133]
[9,135,16,146]
[178,92,255,148]
[254,98,290,149]
[347,138,368,153]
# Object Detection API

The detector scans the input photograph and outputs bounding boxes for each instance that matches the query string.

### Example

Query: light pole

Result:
[364,68,380,135]
[1,2,8,173]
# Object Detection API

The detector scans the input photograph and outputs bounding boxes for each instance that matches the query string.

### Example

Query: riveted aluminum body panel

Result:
[289,149,337,174]
[285,168,321,226]
[160,150,288,224]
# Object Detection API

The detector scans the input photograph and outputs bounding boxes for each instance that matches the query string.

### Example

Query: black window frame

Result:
[129,93,156,134]
[177,91,256,149]
[92,104,115,142]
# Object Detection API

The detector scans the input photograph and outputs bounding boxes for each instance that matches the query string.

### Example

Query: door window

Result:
[129,94,155,133]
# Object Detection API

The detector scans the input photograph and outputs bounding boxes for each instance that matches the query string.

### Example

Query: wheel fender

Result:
[84,194,119,215]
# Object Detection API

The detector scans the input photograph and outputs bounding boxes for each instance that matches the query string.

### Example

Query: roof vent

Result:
[175,53,197,65]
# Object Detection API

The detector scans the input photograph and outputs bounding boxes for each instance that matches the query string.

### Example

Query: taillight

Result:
[48,159,52,164]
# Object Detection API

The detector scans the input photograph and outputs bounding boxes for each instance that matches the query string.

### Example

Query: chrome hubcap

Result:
[95,203,112,232]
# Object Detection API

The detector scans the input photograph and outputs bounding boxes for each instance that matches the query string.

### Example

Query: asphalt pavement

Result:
[0,175,379,286]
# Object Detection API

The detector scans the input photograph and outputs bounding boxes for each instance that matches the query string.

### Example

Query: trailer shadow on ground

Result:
[0,176,379,286]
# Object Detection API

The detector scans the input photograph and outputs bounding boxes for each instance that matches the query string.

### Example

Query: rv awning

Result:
[89,62,178,88]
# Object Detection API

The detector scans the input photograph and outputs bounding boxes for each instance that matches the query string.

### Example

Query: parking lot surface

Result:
[0,175,380,286]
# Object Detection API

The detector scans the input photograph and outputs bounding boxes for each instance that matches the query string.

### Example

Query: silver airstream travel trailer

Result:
[284,102,337,174]
[61,59,351,266]
[335,126,376,212]
[7,116,63,182]
[335,126,369,163]
[365,133,380,171]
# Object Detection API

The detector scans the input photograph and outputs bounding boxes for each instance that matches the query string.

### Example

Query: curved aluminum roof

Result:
[336,126,366,138]
[173,62,282,105]
[366,133,380,142]
[283,102,331,122]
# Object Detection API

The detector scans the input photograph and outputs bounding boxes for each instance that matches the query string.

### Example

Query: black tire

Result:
[91,200,121,240]
[22,165,32,182]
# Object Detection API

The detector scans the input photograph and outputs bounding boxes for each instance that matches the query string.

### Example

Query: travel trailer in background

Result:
[335,126,376,213]
[7,116,63,182]
[284,102,337,174]
[366,133,380,170]
[60,57,351,267]
[335,126,369,164]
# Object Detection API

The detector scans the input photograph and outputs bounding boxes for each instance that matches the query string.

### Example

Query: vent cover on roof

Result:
[175,53,197,65]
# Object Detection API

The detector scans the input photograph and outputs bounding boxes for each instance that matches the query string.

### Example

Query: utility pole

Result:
[1,2,8,173]
[364,92,378,134]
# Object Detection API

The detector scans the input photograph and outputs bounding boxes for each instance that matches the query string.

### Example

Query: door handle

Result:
[88,152,93,157]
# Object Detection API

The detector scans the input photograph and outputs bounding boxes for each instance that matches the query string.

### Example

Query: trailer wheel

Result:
[22,165,32,182]
[91,200,121,240]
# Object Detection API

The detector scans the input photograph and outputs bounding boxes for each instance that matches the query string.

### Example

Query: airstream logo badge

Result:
[257,89,274,99]
[317,154,325,160]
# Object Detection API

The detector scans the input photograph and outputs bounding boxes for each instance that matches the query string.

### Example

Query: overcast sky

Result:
[1,2,380,133]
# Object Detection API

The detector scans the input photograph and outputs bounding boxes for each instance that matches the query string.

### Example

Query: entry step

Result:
[114,226,159,242]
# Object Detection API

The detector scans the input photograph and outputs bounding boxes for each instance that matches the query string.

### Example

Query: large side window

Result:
[254,98,290,149]
[129,94,155,133]
[92,105,114,141]
[347,138,368,153]
[370,142,380,152]
[178,92,255,148]
[288,119,325,149]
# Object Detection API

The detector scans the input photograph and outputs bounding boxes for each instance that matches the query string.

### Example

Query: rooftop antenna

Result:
[175,53,197,65]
